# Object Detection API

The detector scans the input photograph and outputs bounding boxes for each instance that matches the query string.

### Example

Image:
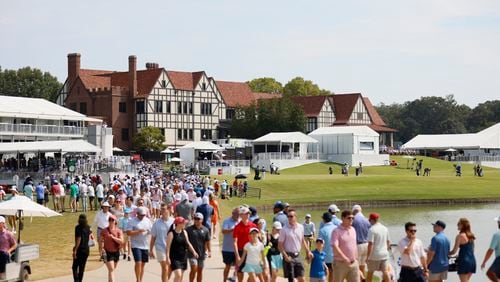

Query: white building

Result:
[308,125,389,166]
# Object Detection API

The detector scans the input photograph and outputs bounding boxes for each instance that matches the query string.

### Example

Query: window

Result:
[188,102,193,114]
[357,113,363,120]
[183,129,188,140]
[226,109,235,119]
[154,101,163,113]
[183,102,188,114]
[307,117,317,133]
[69,103,77,111]
[189,129,193,140]
[121,128,129,141]
[201,129,212,140]
[201,103,212,115]
[160,128,165,137]
[177,102,182,114]
[166,101,171,113]
[161,80,166,88]
[360,141,374,150]
[136,101,145,114]
[119,102,126,113]
[79,102,87,115]
[201,82,207,91]
[177,129,182,139]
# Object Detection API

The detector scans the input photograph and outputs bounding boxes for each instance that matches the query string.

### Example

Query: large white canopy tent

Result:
[252,132,319,160]
[0,140,102,154]
[403,123,500,150]
[179,141,225,165]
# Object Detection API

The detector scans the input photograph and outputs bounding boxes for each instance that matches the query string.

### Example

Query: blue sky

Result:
[1,0,500,106]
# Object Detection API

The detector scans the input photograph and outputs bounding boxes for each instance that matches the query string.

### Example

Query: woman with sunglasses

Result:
[449,218,476,282]
[166,216,198,282]
[100,214,124,282]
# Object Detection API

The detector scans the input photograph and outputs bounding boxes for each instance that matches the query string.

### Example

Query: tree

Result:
[466,100,500,132]
[0,66,62,102]
[132,126,166,151]
[247,77,283,93]
[283,76,332,97]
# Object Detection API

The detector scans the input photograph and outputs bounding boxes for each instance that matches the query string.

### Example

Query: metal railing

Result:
[253,152,319,161]
[0,123,87,136]
[197,159,250,169]
[455,155,500,162]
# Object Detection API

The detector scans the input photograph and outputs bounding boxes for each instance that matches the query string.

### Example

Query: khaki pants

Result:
[333,260,360,282]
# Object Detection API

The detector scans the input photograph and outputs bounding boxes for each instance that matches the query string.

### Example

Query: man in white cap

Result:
[481,215,500,281]
[320,204,341,229]
[93,201,111,261]
[127,206,152,282]
[352,204,370,280]
[0,216,16,280]
[186,212,211,282]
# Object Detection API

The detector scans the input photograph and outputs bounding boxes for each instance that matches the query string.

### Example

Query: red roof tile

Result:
[78,69,113,90]
[290,96,329,117]
[252,92,281,101]
[215,81,255,108]
[363,97,386,126]
[368,124,398,132]
[332,93,361,124]
[166,71,204,91]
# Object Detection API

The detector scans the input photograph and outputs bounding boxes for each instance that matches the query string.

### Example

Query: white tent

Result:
[253,132,318,144]
[403,123,500,150]
[0,140,102,153]
[161,148,175,154]
[179,142,224,165]
[112,147,123,152]
[180,141,224,151]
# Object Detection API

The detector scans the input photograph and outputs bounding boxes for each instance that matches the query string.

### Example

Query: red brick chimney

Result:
[145,62,159,69]
[128,55,137,97]
[67,53,81,85]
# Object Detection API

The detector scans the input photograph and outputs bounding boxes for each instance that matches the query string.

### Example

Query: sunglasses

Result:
[408,229,417,233]
[287,215,295,218]
[346,217,354,220]
[194,218,202,220]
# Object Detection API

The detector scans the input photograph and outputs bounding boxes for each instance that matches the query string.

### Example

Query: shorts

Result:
[429,270,448,280]
[283,254,305,279]
[488,256,500,278]
[89,196,95,203]
[105,251,120,262]
[367,259,389,272]
[237,250,247,273]
[269,254,283,270]
[310,277,327,282]
[242,263,263,274]
[325,262,332,272]
[152,201,160,209]
[189,257,205,268]
[156,250,166,262]
[131,248,149,263]
[333,260,360,282]
[171,259,187,271]
[357,243,368,265]
[36,199,44,205]
[222,251,236,265]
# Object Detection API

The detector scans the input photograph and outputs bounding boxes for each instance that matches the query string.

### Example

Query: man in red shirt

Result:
[233,206,256,282]
[51,180,62,212]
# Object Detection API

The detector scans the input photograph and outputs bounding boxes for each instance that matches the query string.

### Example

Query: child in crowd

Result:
[239,228,267,282]
[303,214,316,249]
[118,208,131,261]
[309,238,328,282]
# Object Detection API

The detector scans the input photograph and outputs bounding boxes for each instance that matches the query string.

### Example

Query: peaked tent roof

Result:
[180,141,224,151]
[290,96,329,117]
[309,125,379,137]
[0,95,101,122]
[0,140,102,153]
[253,132,318,144]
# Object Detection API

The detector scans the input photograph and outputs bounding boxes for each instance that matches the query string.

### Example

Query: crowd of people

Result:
[0,162,499,282]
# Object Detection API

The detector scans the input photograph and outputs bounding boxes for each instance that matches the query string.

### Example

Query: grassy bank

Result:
[217,156,500,215]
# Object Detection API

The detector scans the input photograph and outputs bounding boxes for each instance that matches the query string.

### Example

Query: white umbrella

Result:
[445,148,457,152]
[162,148,175,154]
[113,147,123,152]
[170,157,182,162]
[0,196,61,242]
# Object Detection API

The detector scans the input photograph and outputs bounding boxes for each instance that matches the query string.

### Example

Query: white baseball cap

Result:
[352,204,362,211]
[0,216,5,224]
[272,221,282,230]
[328,204,340,212]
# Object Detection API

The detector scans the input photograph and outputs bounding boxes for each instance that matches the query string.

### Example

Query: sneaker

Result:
[123,253,126,260]
[127,256,131,261]
[228,277,235,282]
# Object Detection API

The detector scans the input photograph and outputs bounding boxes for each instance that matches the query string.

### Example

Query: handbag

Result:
[448,257,458,272]
[88,239,96,247]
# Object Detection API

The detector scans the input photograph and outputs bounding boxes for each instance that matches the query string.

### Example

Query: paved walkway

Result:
[36,238,287,282]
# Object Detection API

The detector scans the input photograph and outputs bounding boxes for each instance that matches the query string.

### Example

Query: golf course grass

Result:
[20,155,500,280]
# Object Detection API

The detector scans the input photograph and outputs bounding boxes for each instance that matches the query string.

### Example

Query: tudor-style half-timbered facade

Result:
[289,96,335,133]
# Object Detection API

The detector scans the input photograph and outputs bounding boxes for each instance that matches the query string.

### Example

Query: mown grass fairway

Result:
[218,156,500,213]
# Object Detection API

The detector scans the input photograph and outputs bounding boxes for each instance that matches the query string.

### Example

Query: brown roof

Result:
[77,68,163,96]
[166,71,204,91]
[215,81,255,108]
[368,124,398,132]
[332,93,362,124]
[363,97,386,126]
[290,96,329,117]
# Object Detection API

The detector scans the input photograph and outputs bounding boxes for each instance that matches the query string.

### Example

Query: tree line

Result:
[0,66,62,102]
[376,95,500,143]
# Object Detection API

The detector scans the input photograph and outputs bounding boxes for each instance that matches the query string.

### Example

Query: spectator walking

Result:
[480,215,500,281]
[352,204,370,281]
[166,217,198,282]
[222,208,239,282]
[150,203,174,282]
[398,222,428,282]
[126,207,153,282]
[319,212,337,282]
[35,182,45,205]
[303,214,316,250]
[366,213,390,282]
[119,208,132,262]
[239,228,267,281]
[209,193,221,239]
[267,221,283,282]
[309,238,328,282]
[93,202,111,261]
[187,212,211,282]
[427,220,450,282]
[278,209,313,282]
[331,210,360,282]
[233,206,257,282]
[100,214,123,282]
[72,214,92,282]
[449,218,476,282]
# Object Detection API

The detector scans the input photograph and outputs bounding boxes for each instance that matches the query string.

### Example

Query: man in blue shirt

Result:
[481,216,500,281]
[310,238,328,282]
[352,204,371,279]
[150,203,174,282]
[427,220,450,282]
[272,202,288,228]
[318,212,337,282]
[34,182,45,205]
[221,208,239,282]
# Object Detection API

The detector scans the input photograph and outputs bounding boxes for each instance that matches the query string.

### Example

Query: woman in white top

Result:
[238,228,268,282]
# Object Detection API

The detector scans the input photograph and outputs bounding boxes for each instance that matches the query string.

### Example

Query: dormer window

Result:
[161,80,166,88]
[201,82,207,91]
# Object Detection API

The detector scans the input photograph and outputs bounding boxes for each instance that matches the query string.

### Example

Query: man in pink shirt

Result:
[0,216,16,280]
[331,210,360,282]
